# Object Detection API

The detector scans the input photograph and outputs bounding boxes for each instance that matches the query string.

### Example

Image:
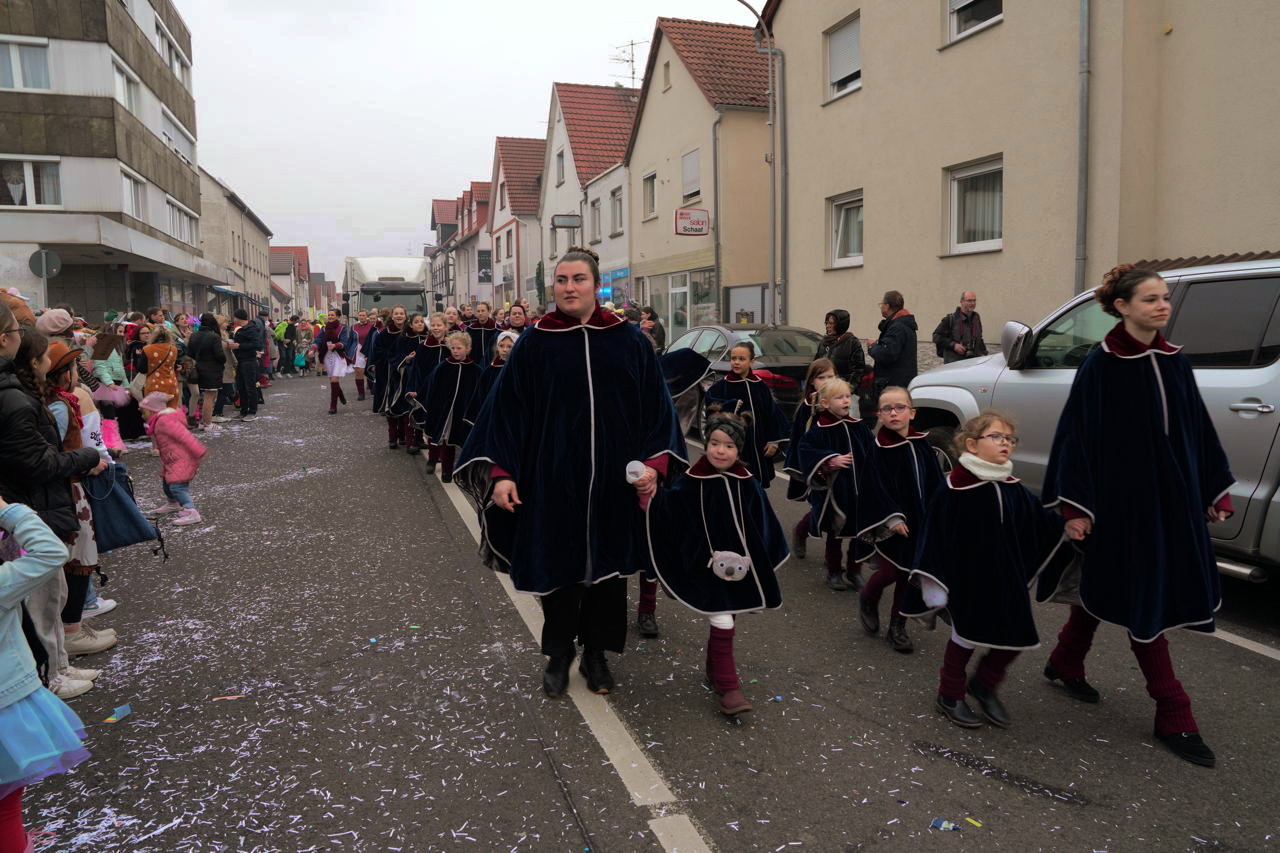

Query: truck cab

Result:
[909,259,1280,583]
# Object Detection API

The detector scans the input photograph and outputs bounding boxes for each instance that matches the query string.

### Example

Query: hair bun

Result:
[1102,263,1135,287]
[564,245,600,263]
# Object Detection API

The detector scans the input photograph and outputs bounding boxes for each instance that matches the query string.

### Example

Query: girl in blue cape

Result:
[903,412,1070,730]
[703,341,789,488]
[387,313,429,453]
[463,330,517,431]
[456,247,687,699]
[1039,264,1234,768]
[466,301,501,364]
[782,358,835,563]
[796,378,905,593]
[369,305,406,429]
[645,408,787,717]
[406,313,448,461]
[420,331,480,483]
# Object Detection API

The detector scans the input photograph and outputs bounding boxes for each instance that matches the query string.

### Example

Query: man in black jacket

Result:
[230,308,264,420]
[867,290,918,391]
[932,291,988,364]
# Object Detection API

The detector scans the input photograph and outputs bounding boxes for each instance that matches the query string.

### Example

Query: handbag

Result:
[294,353,306,368]
[128,371,147,402]
[81,460,166,557]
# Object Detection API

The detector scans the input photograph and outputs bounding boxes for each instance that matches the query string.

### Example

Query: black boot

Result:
[968,678,1011,728]
[543,654,573,698]
[1043,661,1101,703]
[886,615,914,653]
[636,611,659,638]
[1156,730,1216,768]
[579,649,616,694]
[935,694,983,728]
[858,594,880,635]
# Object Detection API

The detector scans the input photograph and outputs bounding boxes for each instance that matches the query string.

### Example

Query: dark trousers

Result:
[281,341,297,373]
[62,573,90,624]
[235,359,260,415]
[539,575,628,658]
[213,382,234,416]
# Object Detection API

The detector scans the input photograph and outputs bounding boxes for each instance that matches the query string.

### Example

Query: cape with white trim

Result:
[644,457,786,616]
[456,306,688,594]
[1038,322,1235,641]
[872,428,946,571]
[704,373,790,488]
[418,358,481,447]
[901,469,1070,650]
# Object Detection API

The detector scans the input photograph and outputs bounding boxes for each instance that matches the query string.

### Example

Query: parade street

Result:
[25,378,1280,853]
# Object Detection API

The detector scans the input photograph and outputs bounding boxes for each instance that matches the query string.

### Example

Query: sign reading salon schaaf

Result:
[674,209,710,236]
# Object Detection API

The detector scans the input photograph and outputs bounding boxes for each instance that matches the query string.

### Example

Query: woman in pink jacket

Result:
[139,391,207,526]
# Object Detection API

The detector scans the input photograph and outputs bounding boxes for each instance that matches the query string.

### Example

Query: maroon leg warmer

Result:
[938,639,975,701]
[1131,634,1198,736]
[1048,604,1101,680]
[706,625,740,693]
[638,577,658,614]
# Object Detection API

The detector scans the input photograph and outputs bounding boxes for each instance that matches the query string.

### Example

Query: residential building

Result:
[538,82,639,306]
[0,0,227,316]
[198,166,271,315]
[625,18,771,341]
[487,136,545,308]
[453,181,492,306]
[269,246,310,318]
[764,0,1280,340]
[429,197,459,309]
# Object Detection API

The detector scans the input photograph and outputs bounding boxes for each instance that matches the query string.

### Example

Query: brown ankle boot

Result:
[718,688,753,717]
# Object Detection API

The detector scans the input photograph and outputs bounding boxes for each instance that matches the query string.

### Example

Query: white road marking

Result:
[431,463,707,849]
[1208,628,1280,663]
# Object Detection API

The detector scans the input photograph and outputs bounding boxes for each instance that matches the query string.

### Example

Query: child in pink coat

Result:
[140,391,207,525]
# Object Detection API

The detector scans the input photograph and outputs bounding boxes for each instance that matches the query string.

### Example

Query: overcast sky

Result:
[181,0,758,283]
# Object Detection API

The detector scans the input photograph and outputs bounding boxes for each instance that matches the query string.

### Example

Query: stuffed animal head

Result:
[709,550,751,582]
[2,288,36,326]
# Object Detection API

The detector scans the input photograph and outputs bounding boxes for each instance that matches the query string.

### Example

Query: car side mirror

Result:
[1001,321,1034,369]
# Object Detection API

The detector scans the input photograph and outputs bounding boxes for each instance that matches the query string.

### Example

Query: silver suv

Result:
[909,259,1280,583]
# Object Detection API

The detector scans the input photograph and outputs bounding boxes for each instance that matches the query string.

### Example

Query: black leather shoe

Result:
[845,569,865,592]
[968,679,1011,728]
[542,655,573,698]
[406,445,420,455]
[1043,661,1101,703]
[825,572,849,591]
[441,470,453,484]
[425,460,436,474]
[1156,730,1216,768]
[579,649,615,694]
[636,611,659,638]
[886,615,913,653]
[388,441,399,450]
[858,594,880,635]
[935,694,983,728]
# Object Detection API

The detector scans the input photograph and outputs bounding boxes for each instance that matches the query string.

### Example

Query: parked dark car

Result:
[665,324,823,435]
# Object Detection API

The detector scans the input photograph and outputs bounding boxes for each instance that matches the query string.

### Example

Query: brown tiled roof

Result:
[493,137,545,215]
[554,83,639,185]
[659,18,769,110]
[271,246,311,279]
[1131,251,1280,272]
[431,199,456,228]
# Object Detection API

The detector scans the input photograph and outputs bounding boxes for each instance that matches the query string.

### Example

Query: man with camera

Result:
[932,291,988,364]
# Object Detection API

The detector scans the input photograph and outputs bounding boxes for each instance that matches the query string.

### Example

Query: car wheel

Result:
[925,426,958,472]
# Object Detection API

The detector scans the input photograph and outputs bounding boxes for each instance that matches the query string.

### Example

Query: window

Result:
[950,0,1003,41]
[667,330,701,352]
[498,182,506,209]
[166,200,198,245]
[681,150,700,202]
[112,62,138,112]
[0,159,60,206]
[662,61,671,90]
[1030,299,1113,368]
[589,199,602,242]
[610,187,623,235]
[0,40,50,90]
[642,172,657,219]
[1173,278,1280,368]
[949,157,1002,253]
[830,191,863,266]
[555,150,565,186]
[153,22,191,89]
[121,171,144,218]
[161,111,195,165]
[826,15,861,98]
[504,230,512,259]
[693,330,727,359]
[549,226,557,258]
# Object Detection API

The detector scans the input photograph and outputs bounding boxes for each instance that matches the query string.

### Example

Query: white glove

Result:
[921,577,948,608]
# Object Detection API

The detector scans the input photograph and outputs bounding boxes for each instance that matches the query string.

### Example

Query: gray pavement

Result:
[25,375,1280,852]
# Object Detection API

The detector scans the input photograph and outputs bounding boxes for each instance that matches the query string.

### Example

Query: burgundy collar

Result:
[687,456,753,479]
[948,464,1018,489]
[816,411,860,427]
[876,425,928,447]
[535,305,624,331]
[424,335,444,347]
[1102,322,1182,358]
[469,318,498,330]
[726,371,760,383]
[489,357,505,368]
[446,356,474,365]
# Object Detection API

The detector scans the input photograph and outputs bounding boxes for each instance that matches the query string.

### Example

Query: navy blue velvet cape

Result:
[367,326,402,414]
[420,358,481,447]
[704,373,789,487]
[873,428,946,570]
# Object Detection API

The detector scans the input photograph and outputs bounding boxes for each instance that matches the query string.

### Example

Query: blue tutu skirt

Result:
[0,687,90,800]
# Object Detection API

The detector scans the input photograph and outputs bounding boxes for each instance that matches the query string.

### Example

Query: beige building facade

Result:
[199,167,271,311]
[767,0,1280,342]
[626,18,772,341]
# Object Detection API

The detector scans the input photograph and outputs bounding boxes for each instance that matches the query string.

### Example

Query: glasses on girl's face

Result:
[979,432,1019,446]
[2,326,25,336]
[877,404,911,414]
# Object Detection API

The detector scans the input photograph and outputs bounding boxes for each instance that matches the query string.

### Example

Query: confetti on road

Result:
[103,704,132,723]
[211,695,247,701]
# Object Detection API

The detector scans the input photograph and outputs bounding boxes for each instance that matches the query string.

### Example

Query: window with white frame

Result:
[949,157,1003,253]
[166,199,198,245]
[830,191,864,267]
[555,150,565,186]
[610,187,623,234]
[121,170,145,218]
[662,61,671,90]
[498,181,506,209]
[681,150,700,202]
[504,230,512,259]
[0,39,50,90]
[589,199,602,242]
[161,110,195,165]
[949,0,1002,41]
[826,15,861,99]
[0,158,60,206]
[153,22,191,89]
[113,62,138,112]
[642,172,656,218]
[549,225,557,258]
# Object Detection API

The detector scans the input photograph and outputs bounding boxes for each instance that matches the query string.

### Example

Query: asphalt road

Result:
[25,375,1280,852]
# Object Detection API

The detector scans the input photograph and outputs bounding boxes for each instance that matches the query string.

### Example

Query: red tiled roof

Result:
[1131,251,1280,272]
[270,246,310,279]
[658,18,769,110]
[553,83,639,185]
[431,199,456,228]
[493,137,545,216]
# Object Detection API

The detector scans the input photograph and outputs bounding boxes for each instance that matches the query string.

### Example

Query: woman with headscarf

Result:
[817,309,866,387]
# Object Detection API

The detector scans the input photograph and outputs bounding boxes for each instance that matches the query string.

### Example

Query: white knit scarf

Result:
[958,452,1013,481]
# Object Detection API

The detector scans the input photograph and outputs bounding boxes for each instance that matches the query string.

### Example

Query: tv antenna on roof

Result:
[610,40,648,89]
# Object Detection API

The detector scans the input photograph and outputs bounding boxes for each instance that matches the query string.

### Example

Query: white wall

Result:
[539,91,586,262]
[584,163,630,299]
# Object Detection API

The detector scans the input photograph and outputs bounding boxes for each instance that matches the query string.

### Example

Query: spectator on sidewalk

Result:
[187,314,226,430]
[281,315,299,376]
[932,291,988,364]
[867,291,918,393]
[140,391,207,526]
[229,309,263,421]
[817,309,866,386]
